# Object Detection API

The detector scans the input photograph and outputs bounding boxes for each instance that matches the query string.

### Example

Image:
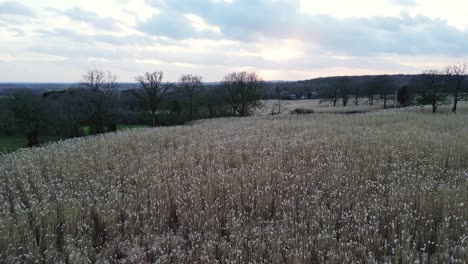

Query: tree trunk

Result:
[452,97,458,113]
[432,104,437,114]
[151,110,157,127]
[189,96,193,121]
[97,119,105,134]
[207,105,214,118]
[27,130,39,147]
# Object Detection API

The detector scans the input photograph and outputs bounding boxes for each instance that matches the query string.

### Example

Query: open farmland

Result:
[1,112,468,263]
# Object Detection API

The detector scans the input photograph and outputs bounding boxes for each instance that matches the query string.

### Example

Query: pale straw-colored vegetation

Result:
[258,99,468,116]
[1,112,467,263]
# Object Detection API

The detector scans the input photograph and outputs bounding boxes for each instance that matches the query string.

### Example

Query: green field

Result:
[80,124,148,135]
[0,124,148,153]
[0,136,27,153]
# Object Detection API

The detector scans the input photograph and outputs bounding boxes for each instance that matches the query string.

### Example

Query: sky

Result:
[0,0,468,82]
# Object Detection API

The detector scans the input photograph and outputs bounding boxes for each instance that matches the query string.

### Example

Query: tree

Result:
[350,78,363,106]
[397,85,411,107]
[0,97,16,136]
[365,78,379,106]
[271,85,286,115]
[43,89,85,138]
[417,70,447,113]
[135,71,171,127]
[200,86,230,118]
[375,75,395,109]
[321,86,339,107]
[337,77,350,106]
[223,72,263,117]
[78,69,119,135]
[179,74,203,121]
[11,93,50,147]
[444,63,467,113]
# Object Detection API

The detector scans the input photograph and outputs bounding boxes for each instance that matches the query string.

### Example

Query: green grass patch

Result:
[81,124,148,136]
[81,126,90,135]
[0,136,27,153]
[0,136,65,154]
[1,125,149,153]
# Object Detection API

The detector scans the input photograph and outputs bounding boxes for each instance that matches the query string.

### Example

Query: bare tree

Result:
[223,72,263,117]
[271,85,286,115]
[374,75,395,109]
[397,85,412,107]
[200,86,230,118]
[179,74,203,121]
[78,69,119,135]
[350,78,363,106]
[11,93,50,147]
[321,86,339,107]
[365,77,381,106]
[417,70,447,113]
[43,89,85,138]
[337,77,350,106]
[135,71,171,126]
[444,63,467,113]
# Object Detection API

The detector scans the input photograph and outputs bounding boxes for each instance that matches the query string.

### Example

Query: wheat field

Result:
[1,112,467,263]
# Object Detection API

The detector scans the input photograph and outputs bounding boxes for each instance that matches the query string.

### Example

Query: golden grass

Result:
[0,112,467,263]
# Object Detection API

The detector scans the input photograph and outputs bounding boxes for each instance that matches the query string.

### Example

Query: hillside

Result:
[1,112,467,263]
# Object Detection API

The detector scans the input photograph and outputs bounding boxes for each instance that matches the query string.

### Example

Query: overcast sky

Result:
[1,0,468,82]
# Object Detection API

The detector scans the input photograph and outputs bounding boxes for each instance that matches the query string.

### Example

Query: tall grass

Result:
[0,112,467,263]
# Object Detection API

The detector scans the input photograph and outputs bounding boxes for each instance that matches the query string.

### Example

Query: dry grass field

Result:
[258,99,468,116]
[1,111,468,263]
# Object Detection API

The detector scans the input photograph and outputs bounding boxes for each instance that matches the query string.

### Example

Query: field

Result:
[0,125,148,153]
[0,136,27,153]
[258,99,468,116]
[0,136,64,154]
[1,112,467,263]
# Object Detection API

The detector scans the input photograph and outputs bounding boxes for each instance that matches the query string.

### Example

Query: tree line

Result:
[1,63,466,149]
[0,70,263,148]
[310,63,467,113]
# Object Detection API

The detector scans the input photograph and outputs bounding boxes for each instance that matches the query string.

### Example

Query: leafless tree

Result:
[418,70,447,114]
[375,75,395,109]
[444,63,467,113]
[11,93,50,147]
[78,69,119,135]
[179,74,203,121]
[223,72,263,116]
[321,86,339,107]
[350,78,363,106]
[365,77,380,106]
[43,89,85,138]
[337,77,350,106]
[135,71,171,126]
[271,85,287,115]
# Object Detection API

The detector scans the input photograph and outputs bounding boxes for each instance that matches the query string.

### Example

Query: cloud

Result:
[1,0,468,82]
[0,1,34,16]
[62,7,121,31]
[389,0,418,6]
[142,0,300,41]
[139,11,203,40]
[140,0,468,57]
[300,14,468,56]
